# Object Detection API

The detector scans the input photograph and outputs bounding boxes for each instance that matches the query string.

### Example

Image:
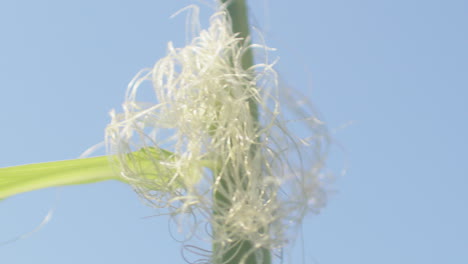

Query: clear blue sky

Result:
[1,0,467,263]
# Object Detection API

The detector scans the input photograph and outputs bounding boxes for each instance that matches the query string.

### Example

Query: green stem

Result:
[214,1,271,263]
[222,0,257,122]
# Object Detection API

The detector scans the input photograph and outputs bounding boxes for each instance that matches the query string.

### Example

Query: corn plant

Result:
[0,1,328,263]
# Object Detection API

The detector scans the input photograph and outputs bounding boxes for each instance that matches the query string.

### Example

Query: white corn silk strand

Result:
[105,5,328,263]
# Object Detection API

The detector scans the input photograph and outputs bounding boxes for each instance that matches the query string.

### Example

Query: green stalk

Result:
[214,1,270,263]
[223,0,257,122]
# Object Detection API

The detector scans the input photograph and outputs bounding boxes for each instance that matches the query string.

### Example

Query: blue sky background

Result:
[1,0,467,263]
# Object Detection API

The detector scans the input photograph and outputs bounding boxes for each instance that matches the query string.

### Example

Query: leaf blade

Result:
[0,155,121,200]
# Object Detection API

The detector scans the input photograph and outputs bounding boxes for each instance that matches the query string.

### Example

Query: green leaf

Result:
[0,147,174,200]
[0,155,118,200]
